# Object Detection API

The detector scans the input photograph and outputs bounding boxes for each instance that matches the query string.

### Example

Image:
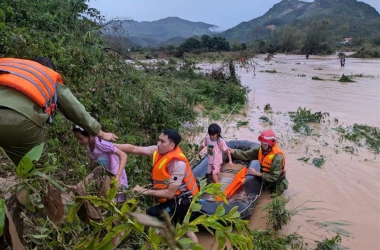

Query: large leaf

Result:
[16,143,44,178]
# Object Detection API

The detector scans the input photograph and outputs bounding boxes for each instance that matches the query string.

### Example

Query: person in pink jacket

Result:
[195,123,232,184]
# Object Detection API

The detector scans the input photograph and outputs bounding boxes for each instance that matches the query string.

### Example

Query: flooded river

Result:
[196,54,380,249]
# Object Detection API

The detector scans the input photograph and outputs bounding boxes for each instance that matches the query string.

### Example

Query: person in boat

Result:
[72,124,128,202]
[195,123,232,184]
[228,130,288,195]
[115,129,199,242]
[0,57,118,166]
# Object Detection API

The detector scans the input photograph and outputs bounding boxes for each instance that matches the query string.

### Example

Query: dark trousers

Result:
[147,198,191,224]
[0,108,47,166]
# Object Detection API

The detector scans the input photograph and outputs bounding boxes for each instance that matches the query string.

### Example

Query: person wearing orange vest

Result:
[115,129,199,242]
[0,57,118,165]
[228,130,288,195]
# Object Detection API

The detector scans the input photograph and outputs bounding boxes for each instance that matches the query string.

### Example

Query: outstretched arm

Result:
[228,147,259,161]
[57,84,118,141]
[134,183,179,199]
[115,143,155,157]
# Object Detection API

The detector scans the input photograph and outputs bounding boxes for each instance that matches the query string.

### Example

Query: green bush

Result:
[338,74,355,82]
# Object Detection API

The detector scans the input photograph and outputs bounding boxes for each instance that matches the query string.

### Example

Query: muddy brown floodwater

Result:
[195,54,380,249]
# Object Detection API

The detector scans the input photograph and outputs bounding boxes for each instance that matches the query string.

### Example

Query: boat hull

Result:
[192,140,262,219]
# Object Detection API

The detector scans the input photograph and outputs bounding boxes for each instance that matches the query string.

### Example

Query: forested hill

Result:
[102,17,219,47]
[221,0,380,42]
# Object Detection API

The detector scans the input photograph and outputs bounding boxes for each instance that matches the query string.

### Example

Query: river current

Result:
[195,54,380,249]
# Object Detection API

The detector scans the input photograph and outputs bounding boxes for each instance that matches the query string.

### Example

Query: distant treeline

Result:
[107,18,380,58]
[127,35,247,54]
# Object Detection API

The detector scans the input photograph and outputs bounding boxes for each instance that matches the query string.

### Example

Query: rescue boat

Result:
[192,140,263,219]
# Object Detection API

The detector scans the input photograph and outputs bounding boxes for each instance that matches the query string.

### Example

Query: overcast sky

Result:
[88,0,380,30]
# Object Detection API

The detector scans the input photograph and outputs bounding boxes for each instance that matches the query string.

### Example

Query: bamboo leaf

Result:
[120,199,137,215]
[215,204,226,216]
[16,143,44,178]
[216,230,227,249]
[190,203,202,212]
[225,206,239,218]
[178,238,193,246]
[189,214,207,226]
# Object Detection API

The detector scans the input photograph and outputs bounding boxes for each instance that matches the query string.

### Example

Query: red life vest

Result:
[152,146,199,203]
[258,143,286,175]
[0,58,63,118]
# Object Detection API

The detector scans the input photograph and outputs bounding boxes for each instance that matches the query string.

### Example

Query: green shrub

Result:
[338,74,355,82]
[312,76,324,80]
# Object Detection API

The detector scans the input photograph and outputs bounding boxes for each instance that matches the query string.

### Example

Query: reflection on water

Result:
[196,54,380,249]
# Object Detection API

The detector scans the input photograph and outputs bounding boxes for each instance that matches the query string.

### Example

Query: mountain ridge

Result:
[221,0,380,42]
[102,0,380,47]
[102,16,219,47]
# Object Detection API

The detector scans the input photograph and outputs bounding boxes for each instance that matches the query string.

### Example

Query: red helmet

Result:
[258,130,276,146]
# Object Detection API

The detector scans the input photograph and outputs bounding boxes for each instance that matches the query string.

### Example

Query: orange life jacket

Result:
[0,58,63,119]
[258,143,286,175]
[217,167,248,201]
[152,146,199,203]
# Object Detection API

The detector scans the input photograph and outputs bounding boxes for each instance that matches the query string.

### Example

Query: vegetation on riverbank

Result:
[0,1,267,249]
[0,0,248,179]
